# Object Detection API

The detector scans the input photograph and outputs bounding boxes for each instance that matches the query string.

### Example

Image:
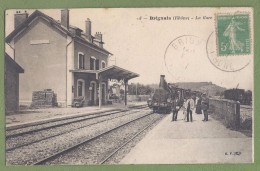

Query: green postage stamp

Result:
[216,13,251,56]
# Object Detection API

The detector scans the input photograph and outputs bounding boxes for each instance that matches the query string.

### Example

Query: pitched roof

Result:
[5,53,24,73]
[5,10,112,55]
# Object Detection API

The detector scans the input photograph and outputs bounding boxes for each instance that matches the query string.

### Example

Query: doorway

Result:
[101,83,106,104]
[90,81,96,105]
[77,79,85,97]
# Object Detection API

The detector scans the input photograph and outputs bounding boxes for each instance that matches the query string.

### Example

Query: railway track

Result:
[33,112,162,165]
[6,110,121,137]
[6,104,147,137]
[99,115,163,164]
[6,106,149,151]
[6,106,154,165]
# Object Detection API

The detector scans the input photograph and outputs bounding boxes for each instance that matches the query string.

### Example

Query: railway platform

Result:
[6,101,147,129]
[120,110,253,164]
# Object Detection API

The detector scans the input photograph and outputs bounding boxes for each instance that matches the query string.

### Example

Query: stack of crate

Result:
[31,89,57,107]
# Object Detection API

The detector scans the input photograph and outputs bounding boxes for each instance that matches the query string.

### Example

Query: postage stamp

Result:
[216,13,251,56]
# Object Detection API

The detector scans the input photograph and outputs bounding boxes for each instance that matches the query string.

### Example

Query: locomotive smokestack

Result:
[159,75,166,89]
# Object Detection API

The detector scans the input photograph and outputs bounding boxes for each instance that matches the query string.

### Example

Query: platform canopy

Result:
[70,65,139,108]
[98,65,139,108]
[70,65,139,81]
[97,65,139,81]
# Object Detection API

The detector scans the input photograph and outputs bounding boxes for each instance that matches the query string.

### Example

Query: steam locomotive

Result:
[147,75,192,114]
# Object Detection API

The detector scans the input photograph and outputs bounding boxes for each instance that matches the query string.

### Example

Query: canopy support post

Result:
[99,75,102,109]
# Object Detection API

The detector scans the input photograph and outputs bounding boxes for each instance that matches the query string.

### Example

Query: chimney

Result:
[95,32,104,48]
[14,10,28,28]
[85,18,92,41]
[159,75,166,89]
[61,9,69,29]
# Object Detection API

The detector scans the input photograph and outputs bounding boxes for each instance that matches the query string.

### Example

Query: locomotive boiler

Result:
[147,75,186,114]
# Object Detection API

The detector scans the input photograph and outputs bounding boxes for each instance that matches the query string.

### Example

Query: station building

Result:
[5,9,138,107]
[5,53,24,112]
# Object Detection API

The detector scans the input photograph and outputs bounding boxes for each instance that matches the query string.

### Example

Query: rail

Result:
[32,112,154,165]
[6,107,148,151]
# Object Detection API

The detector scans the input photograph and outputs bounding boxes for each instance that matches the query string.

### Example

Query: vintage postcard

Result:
[4,8,253,165]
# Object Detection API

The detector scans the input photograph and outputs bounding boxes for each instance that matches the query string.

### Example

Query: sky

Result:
[5,8,254,90]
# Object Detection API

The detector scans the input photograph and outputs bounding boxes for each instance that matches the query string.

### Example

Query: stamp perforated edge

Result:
[214,11,252,57]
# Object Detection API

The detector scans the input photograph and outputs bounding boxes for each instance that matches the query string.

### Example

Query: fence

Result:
[209,98,240,130]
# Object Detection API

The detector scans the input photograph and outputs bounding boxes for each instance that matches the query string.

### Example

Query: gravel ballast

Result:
[6,108,151,165]
[44,113,164,165]
[6,109,148,150]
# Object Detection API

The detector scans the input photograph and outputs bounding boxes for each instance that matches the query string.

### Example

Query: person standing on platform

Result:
[195,93,202,114]
[172,97,179,121]
[185,95,195,122]
[192,94,196,105]
[182,99,187,121]
[201,92,209,121]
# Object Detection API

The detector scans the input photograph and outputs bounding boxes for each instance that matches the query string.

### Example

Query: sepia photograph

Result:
[4,8,253,165]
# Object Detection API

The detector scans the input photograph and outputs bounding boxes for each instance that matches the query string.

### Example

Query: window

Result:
[78,52,85,69]
[90,56,96,70]
[101,60,106,69]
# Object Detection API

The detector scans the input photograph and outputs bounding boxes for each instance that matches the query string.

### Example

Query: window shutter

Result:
[90,58,94,70]
[96,59,99,70]
[83,55,85,69]
[79,54,84,69]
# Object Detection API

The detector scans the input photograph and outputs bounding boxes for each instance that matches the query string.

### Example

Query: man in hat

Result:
[201,92,209,121]
[171,96,178,121]
[185,94,195,122]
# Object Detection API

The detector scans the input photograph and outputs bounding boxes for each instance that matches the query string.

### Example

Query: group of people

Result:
[171,93,209,122]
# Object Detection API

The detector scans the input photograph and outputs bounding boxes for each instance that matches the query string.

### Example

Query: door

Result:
[90,82,96,105]
[77,80,84,97]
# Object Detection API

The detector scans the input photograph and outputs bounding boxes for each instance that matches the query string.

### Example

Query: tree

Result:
[120,89,125,95]
[127,83,153,95]
[215,90,224,97]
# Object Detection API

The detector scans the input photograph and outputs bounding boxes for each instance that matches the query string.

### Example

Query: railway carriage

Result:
[224,88,252,105]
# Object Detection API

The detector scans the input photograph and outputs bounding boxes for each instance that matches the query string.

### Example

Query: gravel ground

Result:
[240,106,252,122]
[239,106,252,136]
[44,113,163,165]
[6,109,146,150]
[6,108,151,165]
